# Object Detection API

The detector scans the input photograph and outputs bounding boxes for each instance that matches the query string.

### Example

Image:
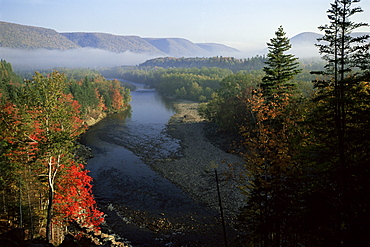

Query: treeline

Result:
[0,60,130,244]
[18,67,131,122]
[200,2,370,246]
[101,62,320,103]
[139,56,268,72]
[102,66,234,102]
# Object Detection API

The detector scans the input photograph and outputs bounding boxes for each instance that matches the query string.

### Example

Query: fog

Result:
[0,47,162,71]
[0,45,322,72]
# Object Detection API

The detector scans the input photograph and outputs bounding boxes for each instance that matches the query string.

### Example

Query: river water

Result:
[81,83,228,246]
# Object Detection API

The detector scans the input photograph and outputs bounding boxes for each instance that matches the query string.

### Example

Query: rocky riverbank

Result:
[150,101,246,218]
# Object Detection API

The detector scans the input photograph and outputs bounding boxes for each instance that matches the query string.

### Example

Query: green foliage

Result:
[261,26,302,99]
[0,60,22,104]
[139,56,267,72]
[199,72,263,132]
[232,2,370,246]
[102,66,233,102]
[155,71,222,101]
[315,0,370,75]
[0,65,110,242]
[67,73,131,118]
[304,2,370,240]
[69,77,100,115]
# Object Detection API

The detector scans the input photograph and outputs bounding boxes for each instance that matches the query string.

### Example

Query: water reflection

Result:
[81,83,224,246]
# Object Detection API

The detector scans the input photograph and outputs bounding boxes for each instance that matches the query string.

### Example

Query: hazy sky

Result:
[1,0,370,51]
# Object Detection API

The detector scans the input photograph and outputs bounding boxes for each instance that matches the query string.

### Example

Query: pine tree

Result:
[306,0,370,245]
[233,28,306,245]
[261,26,301,100]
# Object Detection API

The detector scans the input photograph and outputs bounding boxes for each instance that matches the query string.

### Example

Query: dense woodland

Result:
[1,0,370,246]
[0,61,130,244]
[199,2,370,246]
[139,56,268,72]
[100,56,322,102]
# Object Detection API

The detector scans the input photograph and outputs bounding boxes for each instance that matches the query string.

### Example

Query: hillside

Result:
[0,21,240,57]
[61,32,164,54]
[290,32,323,45]
[196,43,240,54]
[0,21,80,50]
[282,31,369,58]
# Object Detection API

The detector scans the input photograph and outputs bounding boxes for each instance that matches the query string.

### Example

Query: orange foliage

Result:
[53,162,104,230]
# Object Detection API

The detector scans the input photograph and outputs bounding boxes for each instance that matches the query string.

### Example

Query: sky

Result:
[1,0,370,52]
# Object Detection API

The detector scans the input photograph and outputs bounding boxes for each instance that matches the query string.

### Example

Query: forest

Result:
[198,2,370,246]
[1,0,370,246]
[0,62,131,245]
[138,56,268,72]
[102,1,369,245]
[100,56,321,102]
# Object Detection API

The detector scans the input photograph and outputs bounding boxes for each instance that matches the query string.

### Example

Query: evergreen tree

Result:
[261,26,301,100]
[306,0,370,245]
[315,0,370,77]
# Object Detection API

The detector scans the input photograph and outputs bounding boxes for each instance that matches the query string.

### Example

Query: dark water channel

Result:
[81,82,227,246]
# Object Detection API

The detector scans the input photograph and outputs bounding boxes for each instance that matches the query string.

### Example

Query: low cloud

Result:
[0,47,161,70]
[290,44,321,59]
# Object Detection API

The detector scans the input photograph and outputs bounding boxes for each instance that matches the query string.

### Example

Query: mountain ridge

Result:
[0,21,80,50]
[1,21,369,64]
[0,21,240,57]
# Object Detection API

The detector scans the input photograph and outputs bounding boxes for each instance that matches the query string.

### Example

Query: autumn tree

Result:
[261,26,301,100]
[229,27,307,247]
[1,65,106,243]
[19,72,85,242]
[10,71,105,243]
[53,162,104,230]
[234,88,307,246]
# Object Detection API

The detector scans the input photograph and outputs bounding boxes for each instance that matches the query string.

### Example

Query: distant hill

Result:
[0,21,79,50]
[288,32,323,57]
[144,38,207,57]
[143,38,240,57]
[290,31,370,58]
[0,21,240,57]
[290,32,323,45]
[196,43,240,54]
[61,32,164,54]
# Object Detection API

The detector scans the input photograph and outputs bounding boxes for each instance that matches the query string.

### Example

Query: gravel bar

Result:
[150,101,246,218]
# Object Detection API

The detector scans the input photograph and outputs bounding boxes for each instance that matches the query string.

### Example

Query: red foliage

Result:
[110,87,123,111]
[95,88,107,111]
[0,102,39,161]
[53,162,104,230]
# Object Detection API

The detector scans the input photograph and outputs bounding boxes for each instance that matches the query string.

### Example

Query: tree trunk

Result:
[46,188,53,243]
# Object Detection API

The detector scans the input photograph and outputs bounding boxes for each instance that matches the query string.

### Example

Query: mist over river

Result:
[80,82,234,246]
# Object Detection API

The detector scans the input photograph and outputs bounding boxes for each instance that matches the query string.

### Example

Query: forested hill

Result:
[61,33,164,54]
[139,56,267,72]
[143,38,239,57]
[0,21,79,50]
[0,21,240,57]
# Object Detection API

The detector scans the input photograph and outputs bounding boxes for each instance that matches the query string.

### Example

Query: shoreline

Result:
[150,101,246,218]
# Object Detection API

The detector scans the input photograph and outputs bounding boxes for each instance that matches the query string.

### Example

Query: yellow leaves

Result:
[356,81,370,95]
[238,88,303,186]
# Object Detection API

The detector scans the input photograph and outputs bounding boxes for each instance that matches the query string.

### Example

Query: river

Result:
[80,82,229,246]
